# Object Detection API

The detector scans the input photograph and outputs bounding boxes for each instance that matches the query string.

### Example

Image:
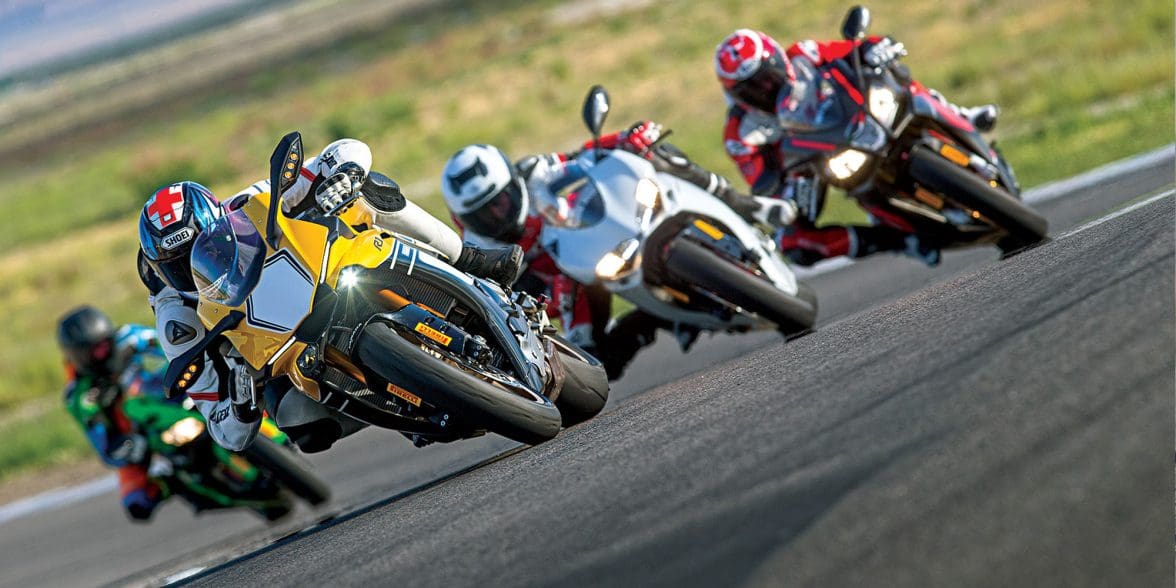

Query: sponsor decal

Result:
[166,320,197,345]
[692,219,726,241]
[209,407,230,423]
[161,227,194,251]
[415,322,452,346]
[147,185,185,229]
[386,383,422,407]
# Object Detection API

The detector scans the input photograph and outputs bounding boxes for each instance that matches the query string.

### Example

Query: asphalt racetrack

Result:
[1,149,1171,587]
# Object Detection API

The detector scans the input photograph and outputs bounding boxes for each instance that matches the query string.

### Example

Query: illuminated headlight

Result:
[869,85,899,127]
[635,178,661,210]
[595,238,641,280]
[339,267,360,289]
[161,417,205,446]
[827,149,870,180]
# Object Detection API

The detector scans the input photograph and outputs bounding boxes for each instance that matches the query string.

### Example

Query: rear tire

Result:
[908,145,1048,251]
[243,436,331,506]
[546,334,609,427]
[356,323,563,445]
[664,238,817,333]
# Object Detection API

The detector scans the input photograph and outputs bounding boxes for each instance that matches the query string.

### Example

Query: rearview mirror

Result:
[266,131,303,248]
[582,85,610,137]
[841,5,871,41]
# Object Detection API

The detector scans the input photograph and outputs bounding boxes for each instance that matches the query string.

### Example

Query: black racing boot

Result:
[600,310,666,381]
[455,244,524,286]
[849,226,941,267]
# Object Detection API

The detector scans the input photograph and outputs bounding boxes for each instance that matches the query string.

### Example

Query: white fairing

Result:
[246,251,316,332]
[540,150,800,331]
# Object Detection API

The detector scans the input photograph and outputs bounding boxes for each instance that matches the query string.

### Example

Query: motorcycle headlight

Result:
[338,267,360,289]
[161,417,205,446]
[634,178,660,210]
[595,238,641,280]
[869,85,899,127]
[827,149,870,180]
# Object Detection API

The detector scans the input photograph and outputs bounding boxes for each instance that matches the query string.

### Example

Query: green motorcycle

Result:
[119,360,330,521]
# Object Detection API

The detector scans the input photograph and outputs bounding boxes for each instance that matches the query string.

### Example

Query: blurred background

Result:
[0,0,1171,497]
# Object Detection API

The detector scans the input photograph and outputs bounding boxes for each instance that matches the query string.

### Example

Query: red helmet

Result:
[714,29,794,114]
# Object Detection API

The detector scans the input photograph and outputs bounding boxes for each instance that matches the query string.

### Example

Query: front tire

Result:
[908,145,1048,251]
[664,238,817,333]
[356,323,563,445]
[243,436,331,506]
[546,334,609,427]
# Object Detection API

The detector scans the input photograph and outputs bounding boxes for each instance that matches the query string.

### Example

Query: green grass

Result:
[0,409,90,480]
[0,0,1171,482]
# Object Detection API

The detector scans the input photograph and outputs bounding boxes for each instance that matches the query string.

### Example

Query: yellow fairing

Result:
[195,192,397,398]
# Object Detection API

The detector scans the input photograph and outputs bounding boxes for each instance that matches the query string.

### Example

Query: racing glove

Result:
[620,120,665,157]
[314,162,368,213]
[862,36,906,68]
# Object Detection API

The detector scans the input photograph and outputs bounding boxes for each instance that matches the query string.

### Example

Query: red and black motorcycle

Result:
[778,6,1048,255]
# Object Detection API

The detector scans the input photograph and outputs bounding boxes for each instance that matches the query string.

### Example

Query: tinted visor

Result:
[457,179,526,241]
[190,211,266,307]
[64,337,115,374]
[153,253,197,292]
[730,55,790,113]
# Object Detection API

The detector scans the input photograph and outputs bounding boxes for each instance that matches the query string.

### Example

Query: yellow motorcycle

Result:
[164,132,609,446]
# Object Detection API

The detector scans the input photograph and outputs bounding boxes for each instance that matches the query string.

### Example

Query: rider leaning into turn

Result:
[441,125,780,380]
[715,28,1000,266]
[137,139,525,454]
[59,306,171,521]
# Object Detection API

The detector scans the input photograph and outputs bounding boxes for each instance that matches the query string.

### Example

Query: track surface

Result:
[0,152,1171,587]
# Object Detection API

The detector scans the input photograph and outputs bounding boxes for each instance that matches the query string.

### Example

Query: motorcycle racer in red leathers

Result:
[715,28,999,266]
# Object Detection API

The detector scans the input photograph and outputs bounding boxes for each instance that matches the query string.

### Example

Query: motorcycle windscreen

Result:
[776,59,850,133]
[190,209,266,307]
[534,161,606,229]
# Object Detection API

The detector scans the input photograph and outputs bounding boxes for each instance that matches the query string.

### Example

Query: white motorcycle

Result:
[536,86,818,337]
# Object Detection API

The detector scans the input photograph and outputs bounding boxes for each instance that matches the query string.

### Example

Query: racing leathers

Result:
[724,37,994,266]
[63,324,170,520]
[454,126,739,379]
[144,144,495,453]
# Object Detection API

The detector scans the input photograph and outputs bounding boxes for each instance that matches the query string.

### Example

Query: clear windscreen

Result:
[189,209,266,307]
[776,58,850,133]
[532,161,606,229]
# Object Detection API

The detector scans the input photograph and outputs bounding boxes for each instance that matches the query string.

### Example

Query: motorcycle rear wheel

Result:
[908,145,1048,253]
[546,333,609,427]
[356,323,563,445]
[664,238,818,334]
[243,436,331,506]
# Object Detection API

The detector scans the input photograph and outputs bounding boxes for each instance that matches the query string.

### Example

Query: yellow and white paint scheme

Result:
[195,192,399,400]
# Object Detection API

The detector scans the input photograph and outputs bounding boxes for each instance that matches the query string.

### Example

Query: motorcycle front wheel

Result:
[908,145,1048,254]
[664,238,818,334]
[356,323,563,445]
